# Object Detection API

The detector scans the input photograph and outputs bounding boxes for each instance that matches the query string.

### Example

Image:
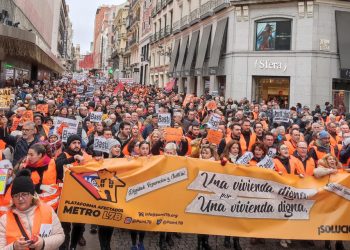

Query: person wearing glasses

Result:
[0,121,40,166]
[0,169,64,250]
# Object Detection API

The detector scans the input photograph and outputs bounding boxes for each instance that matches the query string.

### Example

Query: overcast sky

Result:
[66,0,125,54]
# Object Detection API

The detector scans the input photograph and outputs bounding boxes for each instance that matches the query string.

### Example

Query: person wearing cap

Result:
[0,160,15,217]
[309,130,338,164]
[0,169,64,250]
[142,114,158,139]
[55,134,91,250]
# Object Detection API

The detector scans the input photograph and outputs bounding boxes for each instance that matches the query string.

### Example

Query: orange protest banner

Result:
[165,127,183,142]
[58,156,350,240]
[21,110,33,122]
[206,100,217,111]
[207,129,223,145]
[36,104,49,114]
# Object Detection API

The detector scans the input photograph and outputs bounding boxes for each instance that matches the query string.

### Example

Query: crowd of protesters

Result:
[0,73,348,250]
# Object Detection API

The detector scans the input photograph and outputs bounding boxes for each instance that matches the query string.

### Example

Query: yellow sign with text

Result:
[58,156,350,240]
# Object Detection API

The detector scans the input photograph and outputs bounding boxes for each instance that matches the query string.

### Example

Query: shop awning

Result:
[208,17,228,75]
[335,11,350,69]
[175,35,189,77]
[168,39,180,77]
[183,30,200,76]
[195,25,212,75]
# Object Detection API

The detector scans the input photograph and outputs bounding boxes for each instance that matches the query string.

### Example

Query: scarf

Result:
[26,154,51,194]
[229,153,238,163]
[65,147,83,157]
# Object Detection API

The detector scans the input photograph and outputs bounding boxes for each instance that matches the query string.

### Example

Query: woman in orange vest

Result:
[274,144,305,176]
[0,169,64,249]
[249,142,267,166]
[24,144,61,210]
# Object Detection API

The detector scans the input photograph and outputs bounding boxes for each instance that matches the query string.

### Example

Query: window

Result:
[255,18,292,51]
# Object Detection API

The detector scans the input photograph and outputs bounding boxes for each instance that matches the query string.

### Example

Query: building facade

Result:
[139,0,152,85]
[150,0,174,86]
[166,0,350,109]
[0,0,64,86]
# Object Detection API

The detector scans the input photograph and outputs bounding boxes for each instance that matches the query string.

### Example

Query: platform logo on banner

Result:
[70,169,126,204]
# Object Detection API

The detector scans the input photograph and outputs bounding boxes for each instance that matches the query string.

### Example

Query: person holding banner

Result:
[97,138,123,250]
[0,169,64,250]
[249,142,268,166]
[55,135,91,250]
[220,140,242,164]
[274,144,305,176]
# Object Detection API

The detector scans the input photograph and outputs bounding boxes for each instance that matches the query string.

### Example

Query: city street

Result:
[80,227,350,250]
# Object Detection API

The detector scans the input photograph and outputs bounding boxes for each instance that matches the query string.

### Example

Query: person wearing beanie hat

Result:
[0,168,65,250]
[55,134,91,250]
[309,130,338,164]
[108,138,121,158]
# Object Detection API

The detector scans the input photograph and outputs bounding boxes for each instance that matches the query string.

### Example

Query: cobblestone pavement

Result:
[78,227,349,250]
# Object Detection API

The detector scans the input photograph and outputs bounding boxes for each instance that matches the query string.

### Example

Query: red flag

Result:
[113,81,124,95]
[164,79,175,92]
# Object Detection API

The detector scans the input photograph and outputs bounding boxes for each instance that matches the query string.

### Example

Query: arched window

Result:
[255,18,292,51]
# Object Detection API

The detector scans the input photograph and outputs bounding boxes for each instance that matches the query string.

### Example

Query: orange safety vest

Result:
[240,133,257,153]
[284,140,298,155]
[274,156,305,175]
[0,140,6,150]
[29,159,61,210]
[10,117,21,132]
[6,203,52,247]
[294,156,316,176]
[329,135,341,147]
[0,186,12,217]
[311,145,336,161]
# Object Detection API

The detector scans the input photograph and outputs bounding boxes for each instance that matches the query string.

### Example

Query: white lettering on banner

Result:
[257,155,275,169]
[255,59,288,72]
[90,112,103,123]
[185,194,315,220]
[273,109,291,123]
[62,128,77,143]
[53,117,79,134]
[86,92,94,98]
[236,152,254,165]
[207,114,221,130]
[93,137,110,153]
[126,168,188,201]
[187,171,318,200]
[158,113,171,127]
[324,183,350,201]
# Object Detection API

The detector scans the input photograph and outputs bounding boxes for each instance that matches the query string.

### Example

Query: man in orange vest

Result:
[293,141,316,176]
[284,128,300,155]
[218,123,241,155]
[55,134,90,250]
[309,131,338,164]
[240,119,257,153]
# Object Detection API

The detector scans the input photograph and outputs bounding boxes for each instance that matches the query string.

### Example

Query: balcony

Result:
[165,25,172,36]
[172,20,180,34]
[130,16,140,27]
[150,35,154,43]
[180,15,189,30]
[162,0,167,8]
[152,8,157,17]
[200,0,214,19]
[156,1,161,13]
[190,9,200,25]
[167,0,173,4]
[128,37,138,48]
[213,0,230,12]
[131,0,139,8]
[159,28,165,39]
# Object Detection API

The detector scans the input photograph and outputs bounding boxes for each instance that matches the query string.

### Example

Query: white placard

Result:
[76,86,84,94]
[267,147,277,158]
[90,112,103,123]
[87,85,95,92]
[93,137,110,153]
[256,155,275,169]
[236,152,254,165]
[158,113,171,127]
[53,117,79,134]
[273,109,290,123]
[62,128,78,143]
[207,113,221,130]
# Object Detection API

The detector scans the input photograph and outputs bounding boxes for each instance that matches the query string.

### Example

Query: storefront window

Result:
[255,19,292,51]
